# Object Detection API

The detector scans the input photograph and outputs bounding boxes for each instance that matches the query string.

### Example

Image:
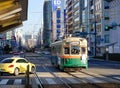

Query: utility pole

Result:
[93,0,97,57]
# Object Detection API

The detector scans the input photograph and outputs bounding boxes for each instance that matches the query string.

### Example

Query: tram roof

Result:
[51,37,87,45]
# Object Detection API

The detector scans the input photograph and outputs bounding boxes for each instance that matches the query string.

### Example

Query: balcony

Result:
[104,17,109,20]
[104,6,109,9]
[104,0,114,2]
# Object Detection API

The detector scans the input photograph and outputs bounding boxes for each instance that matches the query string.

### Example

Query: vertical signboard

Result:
[52,0,61,11]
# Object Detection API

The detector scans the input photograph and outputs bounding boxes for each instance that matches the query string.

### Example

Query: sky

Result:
[19,0,44,35]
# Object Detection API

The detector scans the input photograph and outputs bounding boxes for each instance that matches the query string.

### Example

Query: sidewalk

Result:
[90,57,120,63]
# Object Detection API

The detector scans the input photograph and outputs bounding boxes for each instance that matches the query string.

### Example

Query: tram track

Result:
[65,70,120,83]
[28,55,73,88]
[26,53,120,88]
[42,66,73,88]
[65,70,120,88]
[79,70,120,83]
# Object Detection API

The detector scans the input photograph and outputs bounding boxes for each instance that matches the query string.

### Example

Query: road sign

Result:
[54,0,61,5]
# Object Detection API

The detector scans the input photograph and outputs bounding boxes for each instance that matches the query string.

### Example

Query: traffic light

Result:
[105,25,109,31]
[105,25,113,31]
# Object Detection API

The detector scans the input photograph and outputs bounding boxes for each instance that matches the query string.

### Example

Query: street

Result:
[0,53,120,88]
[27,53,120,88]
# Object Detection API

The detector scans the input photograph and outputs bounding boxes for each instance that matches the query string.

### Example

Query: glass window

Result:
[64,47,70,54]
[16,59,28,63]
[71,46,80,54]
[57,25,61,28]
[57,10,61,18]
[74,17,79,22]
[57,20,60,23]
[1,59,14,63]
[81,47,86,54]
[74,3,79,9]
[104,34,109,43]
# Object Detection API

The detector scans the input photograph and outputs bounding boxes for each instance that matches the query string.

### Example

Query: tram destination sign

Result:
[70,42,79,45]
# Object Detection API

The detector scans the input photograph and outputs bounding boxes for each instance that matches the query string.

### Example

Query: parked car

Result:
[0,56,36,76]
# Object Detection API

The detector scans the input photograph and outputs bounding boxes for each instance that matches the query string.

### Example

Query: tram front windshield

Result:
[71,46,80,54]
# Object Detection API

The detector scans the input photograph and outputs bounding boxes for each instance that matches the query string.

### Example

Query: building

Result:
[51,0,66,42]
[104,0,120,53]
[66,0,85,34]
[43,0,52,48]
[87,0,120,56]
[66,0,74,34]
[37,23,43,48]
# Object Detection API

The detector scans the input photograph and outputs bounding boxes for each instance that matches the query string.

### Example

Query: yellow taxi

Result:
[0,56,36,76]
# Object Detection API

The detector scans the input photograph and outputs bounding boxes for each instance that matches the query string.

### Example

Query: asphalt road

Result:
[0,53,120,88]
[26,53,120,88]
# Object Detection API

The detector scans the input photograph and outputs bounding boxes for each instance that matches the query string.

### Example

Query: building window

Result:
[57,25,61,28]
[74,3,79,9]
[74,16,79,22]
[104,34,109,43]
[57,10,61,18]
[57,20,60,23]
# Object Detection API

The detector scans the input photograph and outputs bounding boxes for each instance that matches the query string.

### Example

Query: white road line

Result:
[114,77,120,80]
[0,79,9,84]
[45,78,56,84]
[66,78,79,83]
[86,77,105,83]
[14,79,22,84]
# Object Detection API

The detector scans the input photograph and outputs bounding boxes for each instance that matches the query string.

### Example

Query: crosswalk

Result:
[0,79,25,85]
[0,76,120,85]
[34,76,120,84]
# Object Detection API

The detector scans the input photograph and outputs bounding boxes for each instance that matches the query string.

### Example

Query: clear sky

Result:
[19,0,44,35]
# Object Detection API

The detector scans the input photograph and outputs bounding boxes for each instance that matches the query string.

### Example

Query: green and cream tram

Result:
[51,37,88,71]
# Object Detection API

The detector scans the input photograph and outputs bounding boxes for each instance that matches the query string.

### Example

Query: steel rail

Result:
[42,66,72,88]
[34,72,44,88]
[26,54,44,88]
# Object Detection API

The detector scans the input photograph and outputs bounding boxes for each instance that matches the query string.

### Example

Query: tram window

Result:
[71,46,80,54]
[51,46,54,53]
[64,47,70,54]
[81,47,86,54]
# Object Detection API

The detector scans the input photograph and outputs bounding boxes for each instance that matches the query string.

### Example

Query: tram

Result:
[51,36,88,71]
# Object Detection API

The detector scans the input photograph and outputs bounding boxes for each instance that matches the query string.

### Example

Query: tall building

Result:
[43,0,52,48]
[66,0,73,34]
[87,0,105,56]
[37,23,43,48]
[66,0,84,34]
[87,0,120,56]
[51,0,66,42]
[104,0,120,53]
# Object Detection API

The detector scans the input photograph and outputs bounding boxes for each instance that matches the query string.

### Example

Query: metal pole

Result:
[26,65,30,88]
[94,0,97,57]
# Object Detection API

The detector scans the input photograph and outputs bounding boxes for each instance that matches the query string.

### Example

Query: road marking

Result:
[114,77,120,80]
[86,77,105,83]
[14,79,22,84]
[0,79,9,84]
[45,78,56,84]
[66,78,79,83]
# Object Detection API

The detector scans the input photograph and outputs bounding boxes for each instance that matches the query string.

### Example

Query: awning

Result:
[0,0,28,33]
